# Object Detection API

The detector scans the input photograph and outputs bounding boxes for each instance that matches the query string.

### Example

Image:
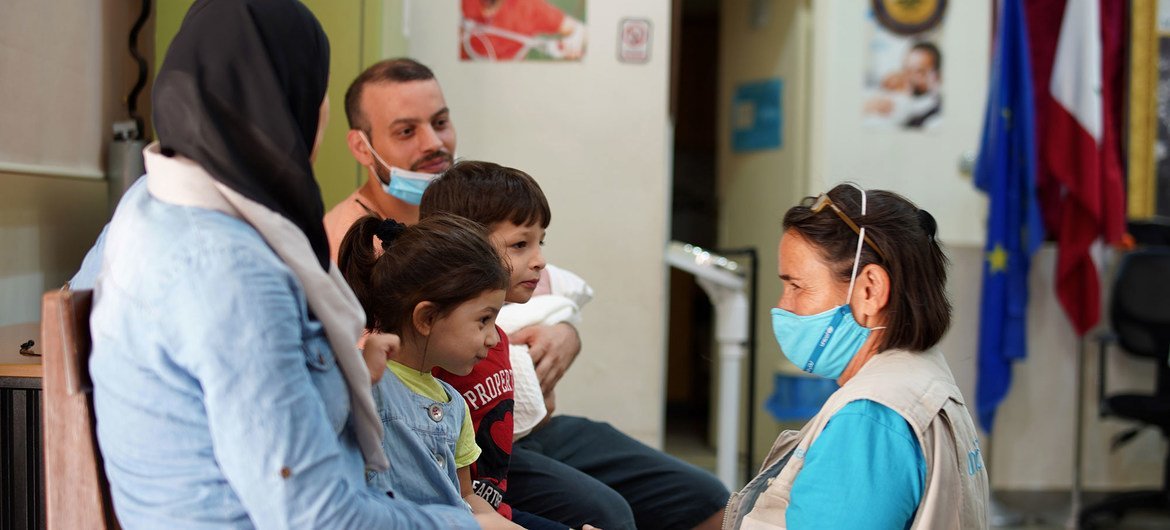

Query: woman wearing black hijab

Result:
[83,1,491,527]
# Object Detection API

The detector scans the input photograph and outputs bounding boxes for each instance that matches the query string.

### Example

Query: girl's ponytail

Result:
[339,215,387,329]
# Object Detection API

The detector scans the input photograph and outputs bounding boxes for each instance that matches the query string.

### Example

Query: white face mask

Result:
[357,131,441,205]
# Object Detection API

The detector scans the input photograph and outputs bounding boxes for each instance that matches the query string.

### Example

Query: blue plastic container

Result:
[764,373,839,421]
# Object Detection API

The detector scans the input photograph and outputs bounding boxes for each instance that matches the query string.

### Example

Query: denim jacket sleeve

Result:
[164,237,477,529]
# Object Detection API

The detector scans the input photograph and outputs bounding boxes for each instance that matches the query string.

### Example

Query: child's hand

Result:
[361,332,400,383]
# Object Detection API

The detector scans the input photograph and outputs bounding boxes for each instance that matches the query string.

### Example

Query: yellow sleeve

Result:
[454,405,481,469]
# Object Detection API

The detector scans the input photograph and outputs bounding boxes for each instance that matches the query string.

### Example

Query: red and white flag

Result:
[1050,0,1103,144]
[1042,0,1126,336]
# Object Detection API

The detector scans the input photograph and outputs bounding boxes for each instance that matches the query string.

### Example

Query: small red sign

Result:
[618,18,651,63]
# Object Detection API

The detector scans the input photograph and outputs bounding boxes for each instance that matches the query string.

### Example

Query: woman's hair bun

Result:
[916,209,937,242]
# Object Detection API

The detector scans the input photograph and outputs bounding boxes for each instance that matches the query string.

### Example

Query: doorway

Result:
[664,0,721,471]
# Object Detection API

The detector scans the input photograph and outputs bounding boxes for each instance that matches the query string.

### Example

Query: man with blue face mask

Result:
[324,58,456,256]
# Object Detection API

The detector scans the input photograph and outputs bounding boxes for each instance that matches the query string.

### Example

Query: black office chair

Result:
[1080,247,1170,528]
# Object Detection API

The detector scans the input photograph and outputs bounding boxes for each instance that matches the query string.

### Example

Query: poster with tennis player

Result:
[461,0,587,61]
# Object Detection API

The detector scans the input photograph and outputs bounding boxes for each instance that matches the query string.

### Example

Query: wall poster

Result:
[460,0,587,62]
[861,1,948,131]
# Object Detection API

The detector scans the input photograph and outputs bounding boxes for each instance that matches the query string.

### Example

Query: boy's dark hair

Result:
[345,57,436,133]
[419,160,551,229]
[338,213,509,335]
[782,184,951,353]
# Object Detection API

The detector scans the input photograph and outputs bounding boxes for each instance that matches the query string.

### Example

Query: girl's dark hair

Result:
[419,160,550,228]
[338,213,509,335]
[782,184,951,352]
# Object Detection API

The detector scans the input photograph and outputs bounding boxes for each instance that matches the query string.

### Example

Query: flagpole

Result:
[1066,335,1086,529]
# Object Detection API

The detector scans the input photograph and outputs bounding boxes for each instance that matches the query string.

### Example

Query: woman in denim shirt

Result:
[78,1,500,528]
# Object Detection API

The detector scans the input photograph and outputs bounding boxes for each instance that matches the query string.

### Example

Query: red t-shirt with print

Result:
[434,326,515,518]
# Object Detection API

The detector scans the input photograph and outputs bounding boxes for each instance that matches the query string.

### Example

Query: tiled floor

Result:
[991,491,1169,529]
[662,422,1169,529]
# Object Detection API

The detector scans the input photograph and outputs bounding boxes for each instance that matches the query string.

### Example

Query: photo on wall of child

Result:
[861,0,947,131]
[460,0,587,62]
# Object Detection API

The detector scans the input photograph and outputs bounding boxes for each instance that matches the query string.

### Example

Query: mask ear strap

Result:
[844,184,867,306]
[846,226,865,305]
[843,182,868,215]
[358,131,393,173]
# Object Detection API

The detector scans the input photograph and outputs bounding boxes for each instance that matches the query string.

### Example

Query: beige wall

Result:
[0,174,107,326]
[716,0,815,469]
[969,246,1164,490]
[402,1,674,445]
[0,0,150,326]
[806,1,990,246]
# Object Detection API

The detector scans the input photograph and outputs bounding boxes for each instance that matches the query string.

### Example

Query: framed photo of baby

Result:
[861,0,948,131]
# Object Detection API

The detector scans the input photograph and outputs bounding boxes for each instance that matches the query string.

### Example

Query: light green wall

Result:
[380,0,408,58]
[155,0,386,209]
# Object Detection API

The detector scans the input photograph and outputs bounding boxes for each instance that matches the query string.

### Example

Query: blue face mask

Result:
[358,132,441,205]
[771,305,873,380]
[381,167,438,205]
[771,184,884,380]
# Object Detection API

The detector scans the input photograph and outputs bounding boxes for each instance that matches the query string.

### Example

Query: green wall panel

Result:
[154,0,384,211]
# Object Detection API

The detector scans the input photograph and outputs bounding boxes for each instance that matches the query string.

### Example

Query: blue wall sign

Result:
[732,78,783,152]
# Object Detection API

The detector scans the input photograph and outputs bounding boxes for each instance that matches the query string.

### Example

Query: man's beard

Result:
[410,150,454,172]
[373,150,453,184]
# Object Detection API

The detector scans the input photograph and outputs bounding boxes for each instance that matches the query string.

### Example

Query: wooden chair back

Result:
[41,288,119,529]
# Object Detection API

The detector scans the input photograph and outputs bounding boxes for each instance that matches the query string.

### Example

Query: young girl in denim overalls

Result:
[338,213,520,529]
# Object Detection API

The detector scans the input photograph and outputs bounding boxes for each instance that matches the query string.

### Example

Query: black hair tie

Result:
[376,218,408,250]
[916,209,938,242]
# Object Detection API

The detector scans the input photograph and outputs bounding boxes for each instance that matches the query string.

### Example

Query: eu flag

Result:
[973,0,1045,434]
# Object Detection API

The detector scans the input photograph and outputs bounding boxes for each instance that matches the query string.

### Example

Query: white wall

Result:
[404,1,674,445]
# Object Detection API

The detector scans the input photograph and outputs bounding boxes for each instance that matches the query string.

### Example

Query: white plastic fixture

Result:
[665,241,749,490]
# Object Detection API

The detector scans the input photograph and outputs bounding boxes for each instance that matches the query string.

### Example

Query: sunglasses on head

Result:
[810,193,888,262]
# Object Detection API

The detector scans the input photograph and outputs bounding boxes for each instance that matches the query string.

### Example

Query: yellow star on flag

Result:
[987,244,1009,273]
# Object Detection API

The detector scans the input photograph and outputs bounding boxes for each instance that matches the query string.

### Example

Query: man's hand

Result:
[510,322,580,394]
[361,332,400,384]
[880,70,908,91]
[473,513,525,529]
